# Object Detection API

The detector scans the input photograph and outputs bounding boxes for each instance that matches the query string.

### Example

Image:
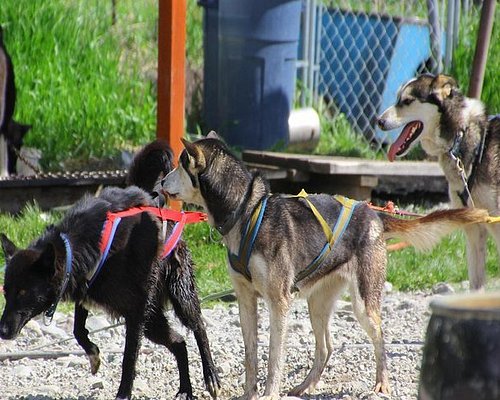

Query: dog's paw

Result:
[288,379,318,396]
[235,393,258,400]
[205,369,221,399]
[175,392,194,400]
[374,380,391,395]
[88,352,101,375]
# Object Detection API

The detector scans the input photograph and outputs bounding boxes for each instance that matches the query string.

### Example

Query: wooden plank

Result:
[242,150,444,177]
[157,0,186,161]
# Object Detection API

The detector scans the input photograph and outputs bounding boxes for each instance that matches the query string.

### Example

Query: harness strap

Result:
[228,197,268,281]
[293,189,333,243]
[44,232,73,325]
[227,190,359,288]
[89,207,206,287]
[293,193,359,286]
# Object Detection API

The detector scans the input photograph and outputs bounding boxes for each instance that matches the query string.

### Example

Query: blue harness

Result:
[227,191,360,287]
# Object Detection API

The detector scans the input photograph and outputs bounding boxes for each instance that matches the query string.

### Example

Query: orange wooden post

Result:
[157,0,186,162]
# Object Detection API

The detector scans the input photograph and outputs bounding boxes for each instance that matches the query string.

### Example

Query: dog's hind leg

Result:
[262,290,292,398]
[288,277,347,396]
[167,245,220,398]
[73,304,101,374]
[144,310,193,399]
[233,278,259,400]
[464,224,488,290]
[116,315,145,400]
[349,264,390,395]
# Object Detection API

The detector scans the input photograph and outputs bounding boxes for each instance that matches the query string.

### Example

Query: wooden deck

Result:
[242,151,448,203]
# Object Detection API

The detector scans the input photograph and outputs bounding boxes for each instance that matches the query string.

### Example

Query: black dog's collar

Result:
[44,232,73,325]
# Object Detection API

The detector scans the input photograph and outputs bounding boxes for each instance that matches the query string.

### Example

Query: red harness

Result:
[88,207,207,287]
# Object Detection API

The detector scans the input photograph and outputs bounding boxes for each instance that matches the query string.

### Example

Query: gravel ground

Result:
[0,286,458,400]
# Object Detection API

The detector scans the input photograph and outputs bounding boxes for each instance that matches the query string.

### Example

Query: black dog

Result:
[0,140,220,400]
[0,25,32,175]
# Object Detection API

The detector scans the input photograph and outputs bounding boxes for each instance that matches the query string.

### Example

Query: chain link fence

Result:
[299,0,457,154]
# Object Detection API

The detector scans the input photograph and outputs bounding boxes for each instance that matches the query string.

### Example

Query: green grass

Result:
[451,5,500,112]
[0,0,204,170]
[387,232,499,291]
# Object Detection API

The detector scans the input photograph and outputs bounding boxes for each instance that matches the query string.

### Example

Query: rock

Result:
[24,320,43,336]
[432,282,455,294]
[40,322,68,339]
[86,315,111,331]
[13,365,33,378]
[90,379,105,390]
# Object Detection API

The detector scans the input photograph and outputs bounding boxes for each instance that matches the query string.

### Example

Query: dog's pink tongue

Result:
[387,132,408,162]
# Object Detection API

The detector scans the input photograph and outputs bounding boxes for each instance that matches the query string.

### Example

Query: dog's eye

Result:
[17,289,27,298]
[401,98,414,106]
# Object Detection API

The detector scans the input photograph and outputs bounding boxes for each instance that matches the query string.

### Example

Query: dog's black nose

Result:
[377,118,386,129]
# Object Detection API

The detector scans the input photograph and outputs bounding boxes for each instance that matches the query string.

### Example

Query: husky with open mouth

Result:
[159,131,491,399]
[377,74,500,290]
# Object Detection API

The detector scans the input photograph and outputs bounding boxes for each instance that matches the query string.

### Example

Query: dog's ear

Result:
[432,74,458,101]
[181,138,206,171]
[1,234,17,263]
[206,130,221,140]
[38,243,56,276]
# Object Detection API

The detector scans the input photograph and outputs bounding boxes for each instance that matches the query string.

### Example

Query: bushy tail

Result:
[380,208,490,252]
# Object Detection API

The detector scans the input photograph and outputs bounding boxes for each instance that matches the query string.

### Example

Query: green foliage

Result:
[0,0,159,169]
[182,222,231,298]
[451,5,500,112]
[314,113,379,159]
[387,231,499,291]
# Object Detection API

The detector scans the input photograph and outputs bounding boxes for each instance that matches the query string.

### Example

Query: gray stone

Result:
[432,282,455,294]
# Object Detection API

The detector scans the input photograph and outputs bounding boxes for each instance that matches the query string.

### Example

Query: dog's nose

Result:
[377,118,386,130]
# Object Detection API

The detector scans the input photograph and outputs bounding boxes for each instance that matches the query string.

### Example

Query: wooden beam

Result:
[157,0,186,161]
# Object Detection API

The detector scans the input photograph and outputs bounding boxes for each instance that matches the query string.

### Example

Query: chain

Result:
[449,151,475,208]
[11,145,43,175]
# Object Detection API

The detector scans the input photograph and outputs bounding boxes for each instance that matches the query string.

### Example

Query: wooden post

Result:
[157,0,186,161]
[468,0,496,99]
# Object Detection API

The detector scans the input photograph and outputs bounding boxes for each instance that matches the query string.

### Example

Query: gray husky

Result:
[160,132,490,399]
[377,74,500,290]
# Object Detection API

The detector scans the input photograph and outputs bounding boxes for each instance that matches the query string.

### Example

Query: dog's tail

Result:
[380,208,490,252]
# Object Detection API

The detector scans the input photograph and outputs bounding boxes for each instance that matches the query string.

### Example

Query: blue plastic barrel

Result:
[217,0,302,150]
[199,0,219,132]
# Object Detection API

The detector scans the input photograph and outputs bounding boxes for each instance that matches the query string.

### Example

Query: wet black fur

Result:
[0,141,220,399]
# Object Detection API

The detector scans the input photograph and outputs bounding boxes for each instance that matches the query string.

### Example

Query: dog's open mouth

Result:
[387,121,423,162]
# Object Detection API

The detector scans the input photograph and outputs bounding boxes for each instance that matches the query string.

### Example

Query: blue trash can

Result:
[217,0,302,150]
[199,0,219,133]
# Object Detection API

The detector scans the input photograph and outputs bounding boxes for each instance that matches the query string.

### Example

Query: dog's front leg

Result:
[73,304,101,374]
[116,316,144,400]
[262,298,290,399]
[464,224,487,290]
[234,281,258,400]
